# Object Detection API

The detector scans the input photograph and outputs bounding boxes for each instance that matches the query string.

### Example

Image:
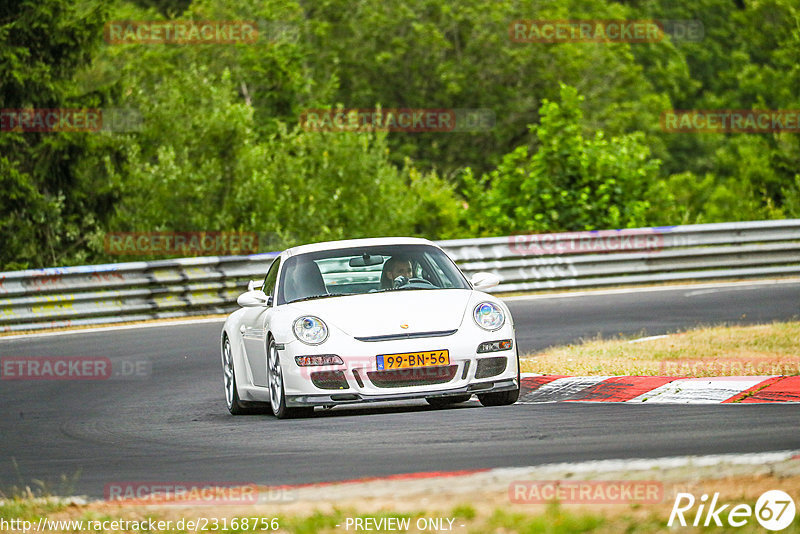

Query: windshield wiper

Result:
[288,293,344,303]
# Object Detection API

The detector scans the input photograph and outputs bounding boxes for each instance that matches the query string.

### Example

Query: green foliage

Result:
[464,85,659,235]
[1,0,799,269]
[304,0,672,178]
[0,0,115,269]
[97,55,461,257]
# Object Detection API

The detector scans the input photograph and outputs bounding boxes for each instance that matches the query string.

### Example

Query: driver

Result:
[380,256,413,289]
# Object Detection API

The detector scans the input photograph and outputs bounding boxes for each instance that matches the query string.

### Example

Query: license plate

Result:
[376,350,449,371]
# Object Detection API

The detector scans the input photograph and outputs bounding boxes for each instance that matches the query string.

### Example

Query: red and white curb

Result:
[519,373,800,404]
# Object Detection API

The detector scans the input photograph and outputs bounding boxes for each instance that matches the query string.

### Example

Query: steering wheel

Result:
[393,276,436,289]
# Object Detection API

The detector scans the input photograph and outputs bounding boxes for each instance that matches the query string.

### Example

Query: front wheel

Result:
[267,338,313,419]
[478,362,520,407]
[223,336,266,415]
[477,388,519,406]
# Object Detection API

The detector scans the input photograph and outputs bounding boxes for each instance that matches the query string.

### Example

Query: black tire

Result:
[267,337,314,419]
[478,357,521,407]
[426,394,472,407]
[477,388,519,406]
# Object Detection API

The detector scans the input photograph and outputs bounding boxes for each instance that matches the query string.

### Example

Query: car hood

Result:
[286,289,473,338]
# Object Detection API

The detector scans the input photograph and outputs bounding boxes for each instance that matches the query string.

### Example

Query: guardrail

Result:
[1,220,799,332]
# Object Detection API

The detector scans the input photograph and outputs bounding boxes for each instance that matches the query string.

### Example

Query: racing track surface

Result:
[1,280,799,498]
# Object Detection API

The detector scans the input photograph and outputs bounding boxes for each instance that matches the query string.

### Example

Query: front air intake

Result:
[475,357,507,379]
[367,365,457,388]
[310,370,349,390]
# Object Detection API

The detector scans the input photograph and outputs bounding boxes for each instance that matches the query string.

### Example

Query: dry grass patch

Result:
[521,321,800,377]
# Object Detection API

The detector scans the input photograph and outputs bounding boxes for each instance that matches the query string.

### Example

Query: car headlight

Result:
[473,302,505,331]
[293,316,328,345]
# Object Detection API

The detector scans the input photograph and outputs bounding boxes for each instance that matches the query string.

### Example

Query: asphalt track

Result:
[1,280,798,498]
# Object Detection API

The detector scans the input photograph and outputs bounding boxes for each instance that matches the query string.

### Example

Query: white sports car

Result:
[220,237,519,418]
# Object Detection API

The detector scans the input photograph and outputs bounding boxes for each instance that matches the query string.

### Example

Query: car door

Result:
[240,256,280,387]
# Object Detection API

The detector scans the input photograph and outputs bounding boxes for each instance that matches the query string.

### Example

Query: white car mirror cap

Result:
[471,272,500,290]
[237,290,269,307]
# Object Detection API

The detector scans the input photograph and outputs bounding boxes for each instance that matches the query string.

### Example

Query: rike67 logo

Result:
[669,490,796,531]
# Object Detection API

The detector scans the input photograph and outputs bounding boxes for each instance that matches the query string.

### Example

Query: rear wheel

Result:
[267,337,313,419]
[425,395,472,407]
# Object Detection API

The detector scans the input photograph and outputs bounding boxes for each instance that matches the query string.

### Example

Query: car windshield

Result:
[277,244,469,304]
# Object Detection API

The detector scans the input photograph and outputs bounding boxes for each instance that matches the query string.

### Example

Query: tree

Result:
[0,0,115,269]
[463,85,659,235]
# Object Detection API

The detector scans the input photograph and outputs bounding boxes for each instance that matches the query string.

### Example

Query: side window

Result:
[262,257,281,301]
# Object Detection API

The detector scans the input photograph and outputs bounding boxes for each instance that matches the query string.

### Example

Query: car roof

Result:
[283,237,438,257]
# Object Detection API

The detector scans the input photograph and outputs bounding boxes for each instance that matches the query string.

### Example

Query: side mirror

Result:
[237,290,270,307]
[470,272,500,291]
[247,279,263,291]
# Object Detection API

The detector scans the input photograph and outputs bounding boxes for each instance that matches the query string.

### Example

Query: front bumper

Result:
[286,377,518,406]
[280,326,519,407]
